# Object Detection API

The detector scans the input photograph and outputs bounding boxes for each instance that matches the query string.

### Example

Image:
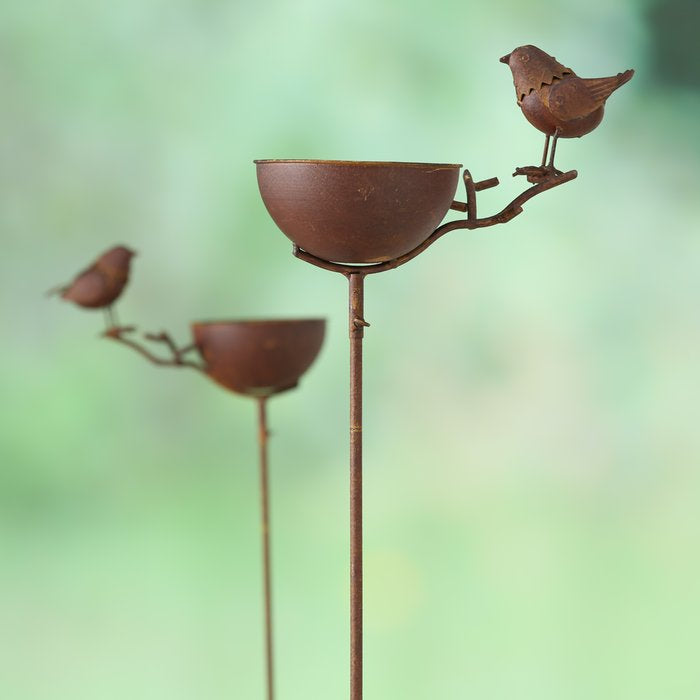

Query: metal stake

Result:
[348,272,368,700]
[257,397,275,700]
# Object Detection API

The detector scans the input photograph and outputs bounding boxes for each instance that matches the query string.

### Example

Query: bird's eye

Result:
[520,54,529,63]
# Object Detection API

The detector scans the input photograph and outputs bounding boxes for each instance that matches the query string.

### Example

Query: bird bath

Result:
[255,158,577,699]
[105,317,325,700]
[192,319,326,396]
[49,235,326,700]
[255,159,461,263]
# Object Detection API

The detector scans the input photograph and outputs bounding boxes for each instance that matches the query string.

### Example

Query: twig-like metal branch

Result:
[458,168,577,228]
[293,168,577,276]
[103,327,204,371]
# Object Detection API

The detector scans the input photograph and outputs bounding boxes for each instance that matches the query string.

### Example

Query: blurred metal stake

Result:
[257,397,275,700]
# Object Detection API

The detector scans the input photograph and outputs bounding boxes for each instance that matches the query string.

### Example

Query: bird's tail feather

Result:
[585,69,635,105]
[45,284,67,298]
[617,69,635,87]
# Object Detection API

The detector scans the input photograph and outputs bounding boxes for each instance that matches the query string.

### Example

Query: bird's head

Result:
[500,45,541,70]
[500,45,568,74]
[99,245,137,270]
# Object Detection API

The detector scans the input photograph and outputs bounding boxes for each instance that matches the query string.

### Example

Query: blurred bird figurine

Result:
[500,45,634,182]
[48,245,136,331]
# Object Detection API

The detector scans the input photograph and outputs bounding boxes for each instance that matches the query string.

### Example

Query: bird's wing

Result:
[547,70,633,121]
[546,76,599,120]
[515,64,573,104]
[581,70,634,106]
[62,269,108,306]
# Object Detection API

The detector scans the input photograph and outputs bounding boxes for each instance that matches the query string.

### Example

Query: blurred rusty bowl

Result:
[255,159,462,264]
[191,319,326,397]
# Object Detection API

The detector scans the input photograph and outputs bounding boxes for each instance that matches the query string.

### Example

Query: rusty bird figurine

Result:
[501,45,634,182]
[48,245,136,330]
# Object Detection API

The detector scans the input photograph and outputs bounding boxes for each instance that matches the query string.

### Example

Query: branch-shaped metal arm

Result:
[452,168,578,228]
[103,326,204,372]
[292,168,577,276]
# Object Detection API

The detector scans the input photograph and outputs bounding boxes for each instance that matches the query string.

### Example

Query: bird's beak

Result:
[499,53,511,64]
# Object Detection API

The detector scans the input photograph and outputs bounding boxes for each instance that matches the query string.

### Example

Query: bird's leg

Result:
[102,305,136,338]
[514,131,560,183]
[547,129,560,170]
[542,129,564,178]
[540,133,551,167]
[514,130,565,183]
[103,307,115,332]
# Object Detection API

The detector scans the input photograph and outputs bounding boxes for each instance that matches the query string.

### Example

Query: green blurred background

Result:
[2,0,699,697]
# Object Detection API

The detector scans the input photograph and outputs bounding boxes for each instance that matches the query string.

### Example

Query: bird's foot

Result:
[103,325,137,339]
[513,165,564,184]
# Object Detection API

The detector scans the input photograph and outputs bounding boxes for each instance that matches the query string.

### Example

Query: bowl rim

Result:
[254,159,462,169]
[191,318,326,329]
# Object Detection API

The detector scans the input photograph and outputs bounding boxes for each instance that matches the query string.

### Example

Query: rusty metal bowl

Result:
[191,319,326,397]
[255,159,462,264]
